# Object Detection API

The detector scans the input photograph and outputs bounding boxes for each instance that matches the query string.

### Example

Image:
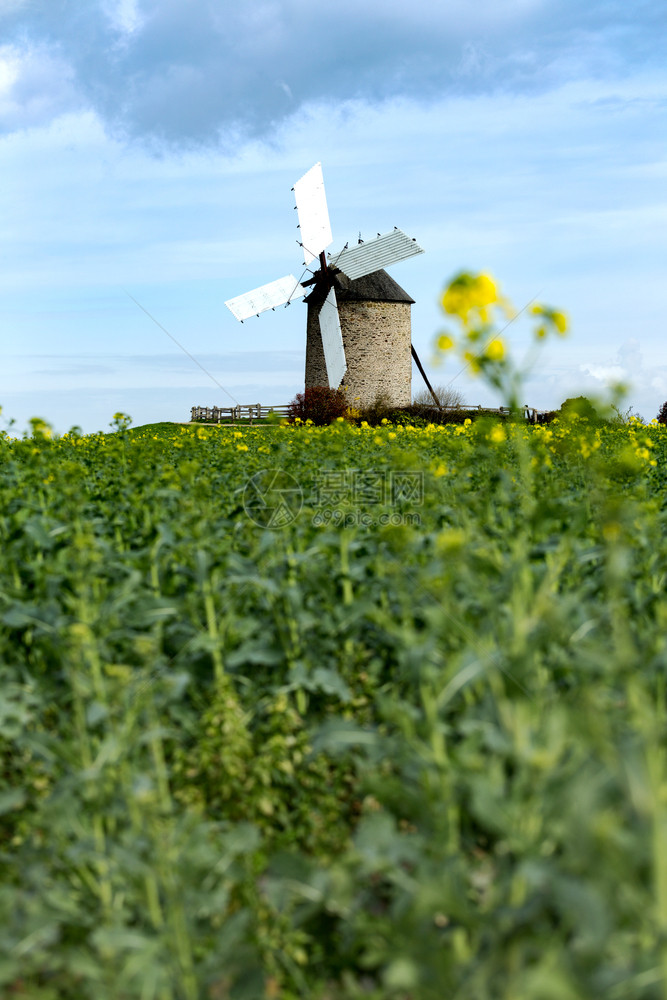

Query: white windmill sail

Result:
[329,228,424,281]
[318,286,347,389]
[224,165,425,404]
[225,274,306,322]
[292,162,333,266]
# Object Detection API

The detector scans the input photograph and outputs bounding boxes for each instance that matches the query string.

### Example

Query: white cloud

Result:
[574,340,667,419]
[0,0,663,146]
[0,51,665,430]
[0,42,80,130]
[104,0,144,35]
[0,0,28,13]
[0,45,19,90]
[580,363,625,383]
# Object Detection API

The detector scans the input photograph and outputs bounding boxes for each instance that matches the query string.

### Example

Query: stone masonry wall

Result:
[305,299,412,408]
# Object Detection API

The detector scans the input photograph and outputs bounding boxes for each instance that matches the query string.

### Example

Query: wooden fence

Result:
[418,403,545,424]
[413,403,535,420]
[190,403,549,425]
[190,404,291,424]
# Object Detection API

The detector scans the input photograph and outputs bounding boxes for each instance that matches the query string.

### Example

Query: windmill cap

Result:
[305,268,415,306]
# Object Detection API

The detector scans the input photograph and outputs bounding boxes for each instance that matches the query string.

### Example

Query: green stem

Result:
[202,575,225,682]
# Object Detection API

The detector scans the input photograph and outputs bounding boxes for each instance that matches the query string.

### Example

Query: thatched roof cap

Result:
[304,268,415,308]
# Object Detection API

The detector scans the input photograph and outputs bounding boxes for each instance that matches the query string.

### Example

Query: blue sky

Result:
[1,0,665,432]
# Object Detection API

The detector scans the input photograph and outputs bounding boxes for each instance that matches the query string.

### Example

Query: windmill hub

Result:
[225,163,425,408]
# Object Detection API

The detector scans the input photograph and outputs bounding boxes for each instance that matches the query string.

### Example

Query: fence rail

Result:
[190,404,291,424]
[417,403,546,424]
[190,403,550,425]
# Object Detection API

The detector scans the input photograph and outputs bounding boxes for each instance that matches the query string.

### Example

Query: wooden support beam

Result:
[411,344,441,409]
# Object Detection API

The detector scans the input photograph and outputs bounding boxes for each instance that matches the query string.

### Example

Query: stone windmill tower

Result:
[304,266,414,407]
[225,163,429,407]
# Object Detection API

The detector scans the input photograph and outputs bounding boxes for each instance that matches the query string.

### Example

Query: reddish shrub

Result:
[287,386,348,426]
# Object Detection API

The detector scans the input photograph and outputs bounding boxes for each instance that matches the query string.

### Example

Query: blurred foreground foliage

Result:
[2,270,667,998]
[1,410,667,999]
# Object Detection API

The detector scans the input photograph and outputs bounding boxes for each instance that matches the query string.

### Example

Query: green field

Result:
[2,414,667,999]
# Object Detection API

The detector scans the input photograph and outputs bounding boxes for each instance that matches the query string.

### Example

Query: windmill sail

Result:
[225,274,305,321]
[292,162,333,266]
[225,166,423,408]
[318,286,347,389]
[329,228,424,280]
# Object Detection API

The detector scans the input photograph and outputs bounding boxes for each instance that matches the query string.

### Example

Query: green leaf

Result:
[0,788,26,814]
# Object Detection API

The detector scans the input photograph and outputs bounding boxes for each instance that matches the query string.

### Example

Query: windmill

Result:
[225,163,436,407]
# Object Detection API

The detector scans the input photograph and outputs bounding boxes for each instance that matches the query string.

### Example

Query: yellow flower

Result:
[437,333,455,352]
[497,294,516,319]
[236,444,248,452]
[603,522,621,542]
[532,304,568,337]
[484,338,505,362]
[436,528,465,553]
[442,272,498,322]
[463,350,481,374]
[489,425,506,443]
[552,310,568,335]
